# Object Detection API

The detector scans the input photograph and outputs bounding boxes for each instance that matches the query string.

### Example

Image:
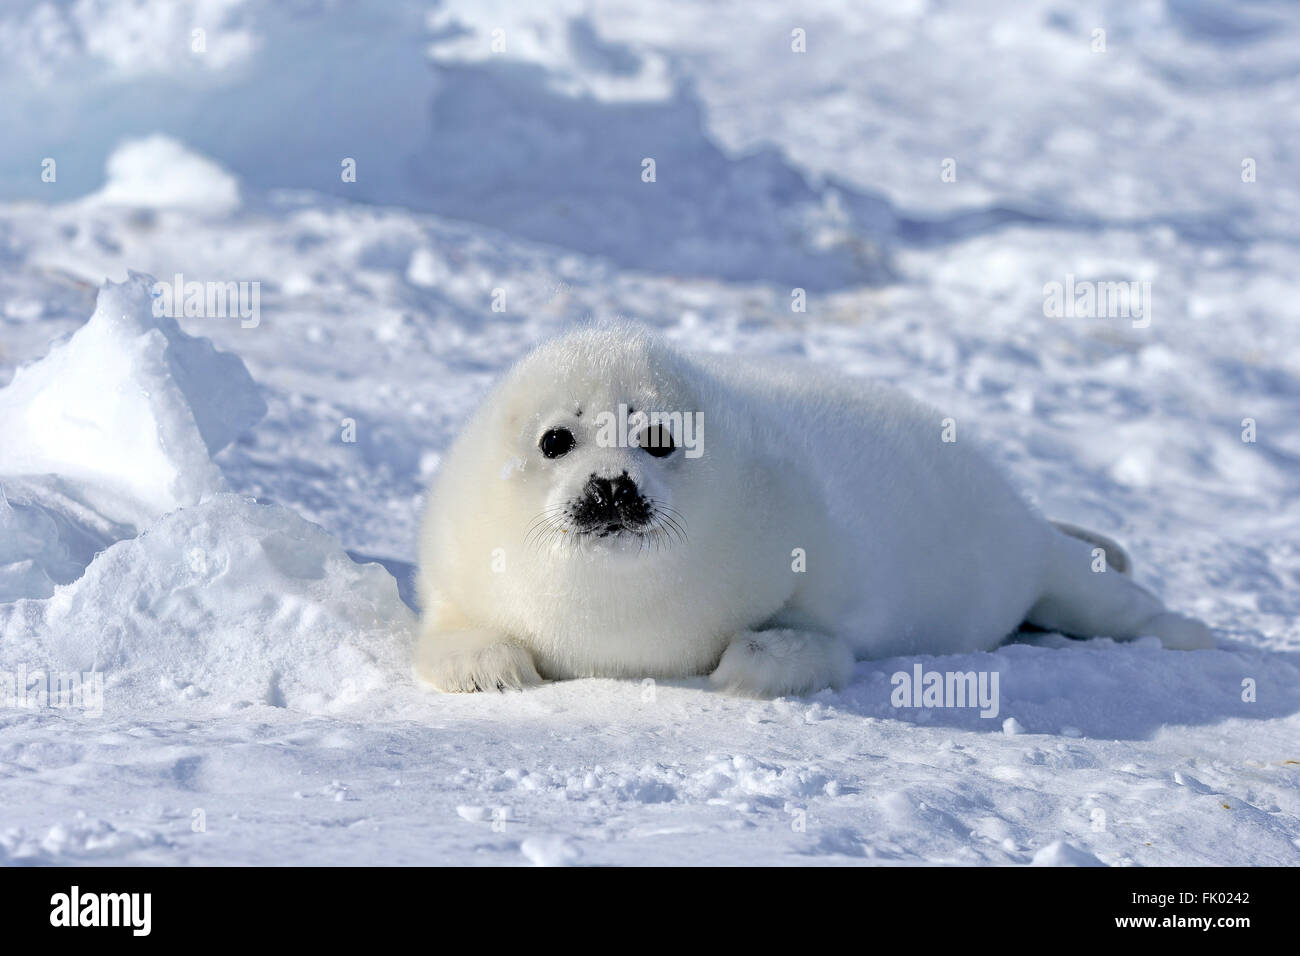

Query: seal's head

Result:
[484,324,711,559]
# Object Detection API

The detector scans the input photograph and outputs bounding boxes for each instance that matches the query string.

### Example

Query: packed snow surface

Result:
[0,0,1298,865]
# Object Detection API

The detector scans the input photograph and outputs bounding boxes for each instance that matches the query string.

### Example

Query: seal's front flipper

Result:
[414,626,544,692]
[709,628,854,698]
[1027,528,1214,649]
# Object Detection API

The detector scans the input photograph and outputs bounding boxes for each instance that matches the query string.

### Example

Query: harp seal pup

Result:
[414,324,1212,697]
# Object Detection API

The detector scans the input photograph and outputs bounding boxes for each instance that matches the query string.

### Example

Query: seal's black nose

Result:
[585,473,637,514]
[575,472,649,529]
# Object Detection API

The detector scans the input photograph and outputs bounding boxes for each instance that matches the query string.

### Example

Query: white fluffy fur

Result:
[415,325,1213,697]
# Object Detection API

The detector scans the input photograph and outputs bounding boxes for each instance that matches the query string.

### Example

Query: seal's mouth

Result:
[580,519,644,538]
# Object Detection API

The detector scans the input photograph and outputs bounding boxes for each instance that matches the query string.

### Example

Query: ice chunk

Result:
[0,273,266,529]
[0,479,129,602]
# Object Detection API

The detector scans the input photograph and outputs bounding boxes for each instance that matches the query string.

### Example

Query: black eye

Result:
[637,425,675,458]
[539,427,575,458]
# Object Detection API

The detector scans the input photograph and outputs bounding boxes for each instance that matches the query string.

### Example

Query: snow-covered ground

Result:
[1,0,1298,866]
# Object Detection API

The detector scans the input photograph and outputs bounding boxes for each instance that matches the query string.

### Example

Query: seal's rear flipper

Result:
[1026,527,1215,649]
[1050,520,1131,575]
[1134,611,1215,649]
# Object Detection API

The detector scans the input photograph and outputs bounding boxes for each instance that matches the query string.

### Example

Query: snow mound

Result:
[1031,841,1105,867]
[0,494,416,716]
[0,272,265,530]
[88,135,241,212]
[520,835,583,867]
